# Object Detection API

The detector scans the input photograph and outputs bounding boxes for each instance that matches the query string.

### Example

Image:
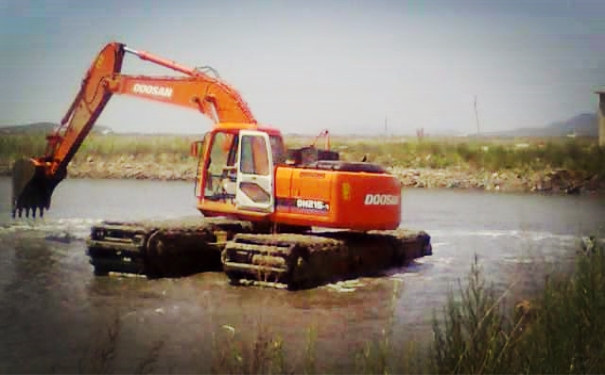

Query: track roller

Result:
[86,217,252,278]
[222,229,432,290]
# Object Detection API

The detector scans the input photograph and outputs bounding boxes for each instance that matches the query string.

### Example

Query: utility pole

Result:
[474,95,481,135]
[384,116,388,141]
[597,91,605,147]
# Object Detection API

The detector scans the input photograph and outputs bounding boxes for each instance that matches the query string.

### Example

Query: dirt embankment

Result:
[1,155,603,196]
[389,166,605,195]
[67,155,197,181]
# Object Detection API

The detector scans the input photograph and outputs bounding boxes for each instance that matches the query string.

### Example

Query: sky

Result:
[1,0,605,135]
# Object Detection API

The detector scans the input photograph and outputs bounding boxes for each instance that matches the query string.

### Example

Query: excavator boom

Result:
[11,43,125,218]
[11,42,256,218]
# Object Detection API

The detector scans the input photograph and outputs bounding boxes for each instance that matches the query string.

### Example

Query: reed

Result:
[2,133,602,177]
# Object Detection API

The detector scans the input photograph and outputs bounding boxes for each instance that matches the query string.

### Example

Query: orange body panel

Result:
[198,164,402,231]
[214,122,280,133]
[107,76,256,124]
[272,167,402,231]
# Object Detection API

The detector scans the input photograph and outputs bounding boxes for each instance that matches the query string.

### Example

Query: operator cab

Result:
[192,124,285,215]
[191,124,347,217]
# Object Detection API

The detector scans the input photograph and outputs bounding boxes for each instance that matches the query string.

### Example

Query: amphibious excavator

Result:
[11,42,431,289]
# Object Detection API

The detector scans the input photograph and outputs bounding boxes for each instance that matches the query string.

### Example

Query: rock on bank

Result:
[1,155,603,195]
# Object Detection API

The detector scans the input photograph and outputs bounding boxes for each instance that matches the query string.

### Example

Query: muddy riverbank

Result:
[1,154,604,196]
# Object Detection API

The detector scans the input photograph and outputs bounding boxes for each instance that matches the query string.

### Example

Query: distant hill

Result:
[3,114,599,139]
[0,122,113,135]
[541,113,598,137]
[477,113,599,138]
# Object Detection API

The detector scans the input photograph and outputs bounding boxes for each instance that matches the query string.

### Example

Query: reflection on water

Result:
[0,177,604,373]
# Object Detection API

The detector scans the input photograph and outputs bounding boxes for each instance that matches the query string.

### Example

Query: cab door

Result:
[192,132,210,199]
[235,130,275,213]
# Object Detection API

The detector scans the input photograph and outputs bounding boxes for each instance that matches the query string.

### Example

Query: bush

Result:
[430,238,605,374]
[2,133,604,176]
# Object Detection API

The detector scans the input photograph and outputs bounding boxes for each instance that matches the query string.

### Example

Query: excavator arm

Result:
[11,42,257,218]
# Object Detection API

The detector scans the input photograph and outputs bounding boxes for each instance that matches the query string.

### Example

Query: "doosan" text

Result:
[132,83,173,98]
[364,194,399,206]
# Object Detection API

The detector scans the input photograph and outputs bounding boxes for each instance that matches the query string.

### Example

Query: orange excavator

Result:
[11,42,431,289]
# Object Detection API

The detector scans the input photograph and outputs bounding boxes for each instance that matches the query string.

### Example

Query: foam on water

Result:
[429,255,455,265]
[0,217,103,240]
[501,257,535,264]
[325,279,366,293]
[426,228,588,243]
[389,272,426,281]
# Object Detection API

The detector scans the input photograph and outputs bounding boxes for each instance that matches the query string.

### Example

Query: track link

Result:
[222,229,432,290]
[86,216,252,278]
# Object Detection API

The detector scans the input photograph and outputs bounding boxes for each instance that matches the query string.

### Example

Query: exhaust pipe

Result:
[11,158,65,218]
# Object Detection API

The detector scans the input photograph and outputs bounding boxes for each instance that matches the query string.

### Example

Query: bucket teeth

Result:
[11,158,64,219]
[12,206,44,219]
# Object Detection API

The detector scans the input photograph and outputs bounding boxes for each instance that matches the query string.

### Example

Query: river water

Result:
[1,176,604,373]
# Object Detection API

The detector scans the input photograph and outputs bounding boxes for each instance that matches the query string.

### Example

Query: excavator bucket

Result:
[11,159,64,218]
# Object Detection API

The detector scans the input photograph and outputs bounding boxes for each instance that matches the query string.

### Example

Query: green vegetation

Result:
[77,134,198,160]
[76,238,605,374]
[0,132,198,162]
[0,133,48,161]
[2,132,603,176]
[429,237,605,374]
[334,136,605,176]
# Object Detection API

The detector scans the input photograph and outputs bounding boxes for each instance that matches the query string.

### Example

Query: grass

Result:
[0,133,48,162]
[0,134,605,178]
[0,132,198,163]
[430,237,605,374]
[1,132,604,176]
[72,237,605,374]
[518,236,605,374]
[334,136,605,175]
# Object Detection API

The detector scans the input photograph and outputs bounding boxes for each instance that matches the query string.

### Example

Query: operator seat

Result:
[220,165,237,197]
